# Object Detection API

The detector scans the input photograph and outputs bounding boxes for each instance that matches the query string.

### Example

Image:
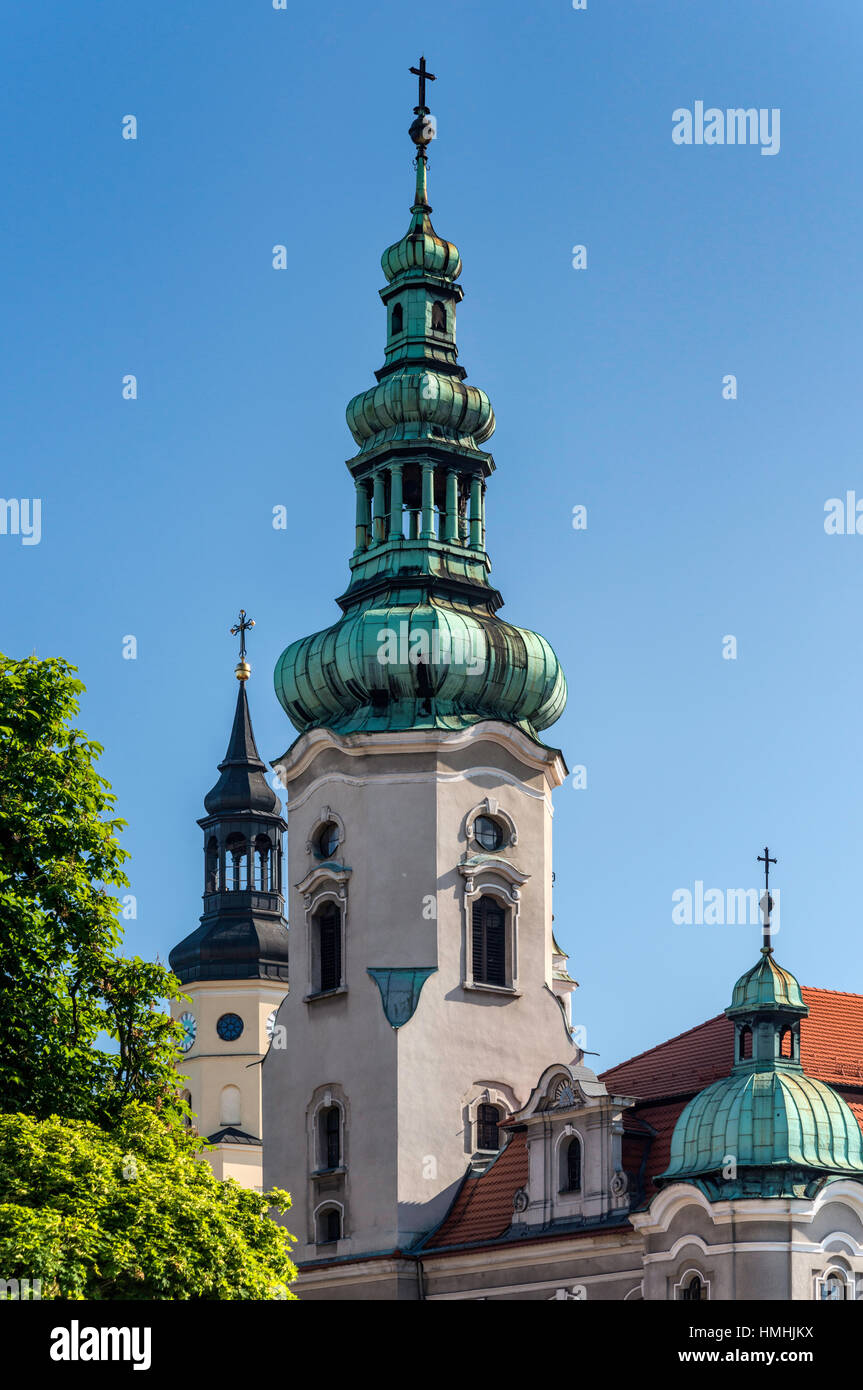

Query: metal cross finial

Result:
[757,845,777,954]
[230,609,255,662]
[410,55,435,112]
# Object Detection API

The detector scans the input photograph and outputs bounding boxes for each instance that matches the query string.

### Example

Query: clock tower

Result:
[170,616,289,1189]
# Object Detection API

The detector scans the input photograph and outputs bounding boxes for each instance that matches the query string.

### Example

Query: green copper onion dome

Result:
[274,601,566,737]
[657,946,863,1199]
[381,159,462,282]
[274,72,566,741]
[346,156,494,456]
[728,952,804,1013]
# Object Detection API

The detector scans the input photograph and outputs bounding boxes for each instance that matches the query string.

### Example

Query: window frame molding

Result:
[556,1127,584,1196]
[297,867,350,1000]
[673,1268,711,1301]
[305,805,346,860]
[313,1199,346,1247]
[463,1083,517,1155]
[309,1090,348,1176]
[814,1265,853,1300]
[459,865,524,994]
[464,796,518,851]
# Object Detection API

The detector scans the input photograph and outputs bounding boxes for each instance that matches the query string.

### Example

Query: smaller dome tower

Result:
[170,612,289,1188]
[658,853,863,1200]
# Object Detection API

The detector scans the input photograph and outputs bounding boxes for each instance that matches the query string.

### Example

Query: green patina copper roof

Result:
[658,948,863,1199]
[274,89,566,740]
[728,952,805,1014]
[661,1069,863,1197]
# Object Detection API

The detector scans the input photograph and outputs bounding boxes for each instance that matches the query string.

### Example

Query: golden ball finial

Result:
[235,660,251,682]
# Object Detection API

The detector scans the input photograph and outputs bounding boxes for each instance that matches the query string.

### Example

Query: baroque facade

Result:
[171,71,863,1300]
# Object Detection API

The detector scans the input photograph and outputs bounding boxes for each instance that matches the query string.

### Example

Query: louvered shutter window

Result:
[318,905,341,991]
[472,896,506,986]
[477,1103,500,1151]
[324,1106,340,1169]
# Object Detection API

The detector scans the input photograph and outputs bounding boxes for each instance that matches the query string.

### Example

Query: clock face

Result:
[178,1011,197,1053]
[266,1008,278,1040]
[216,1012,244,1042]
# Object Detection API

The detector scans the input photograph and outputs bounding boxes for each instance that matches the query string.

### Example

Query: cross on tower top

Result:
[410,56,435,113]
[230,609,255,679]
[757,845,777,954]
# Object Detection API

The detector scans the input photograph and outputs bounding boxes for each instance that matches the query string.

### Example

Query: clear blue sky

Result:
[3,0,863,1070]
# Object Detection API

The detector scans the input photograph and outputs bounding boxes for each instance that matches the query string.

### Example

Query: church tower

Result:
[263,64,576,1297]
[170,614,289,1189]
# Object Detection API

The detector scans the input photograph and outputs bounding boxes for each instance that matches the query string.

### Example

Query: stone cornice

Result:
[273,721,568,788]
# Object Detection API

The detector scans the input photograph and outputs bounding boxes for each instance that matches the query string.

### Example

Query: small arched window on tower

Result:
[254,834,271,891]
[219,1085,241,1128]
[680,1274,708,1301]
[225,833,248,891]
[205,836,219,893]
[431,300,447,332]
[471,896,507,987]
[739,1025,753,1061]
[317,1206,342,1245]
[391,302,403,336]
[315,902,342,993]
[562,1136,582,1193]
[319,1105,341,1170]
[780,1026,794,1059]
[476,1103,501,1152]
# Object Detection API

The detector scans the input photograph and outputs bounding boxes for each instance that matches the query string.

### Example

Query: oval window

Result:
[316,822,340,859]
[474,815,504,852]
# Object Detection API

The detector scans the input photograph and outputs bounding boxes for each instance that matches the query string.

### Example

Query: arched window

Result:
[205,837,219,893]
[391,302,403,335]
[431,300,446,331]
[317,1207,341,1244]
[315,902,342,993]
[472,896,506,987]
[680,1274,707,1301]
[181,1089,193,1130]
[319,1105,341,1170]
[219,1085,241,1127]
[739,1025,752,1060]
[225,833,248,891]
[254,834,271,891]
[780,1026,794,1059]
[820,1271,847,1300]
[477,1104,501,1151]
[564,1137,582,1192]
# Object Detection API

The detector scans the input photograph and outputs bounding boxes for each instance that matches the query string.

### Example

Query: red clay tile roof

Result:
[426,985,863,1249]
[427,1130,529,1249]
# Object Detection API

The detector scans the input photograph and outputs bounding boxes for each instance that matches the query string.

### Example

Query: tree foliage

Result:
[0,654,185,1125]
[0,1106,297,1299]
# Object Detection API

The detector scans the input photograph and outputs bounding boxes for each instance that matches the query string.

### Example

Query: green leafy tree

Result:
[0,1106,297,1299]
[0,653,185,1125]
